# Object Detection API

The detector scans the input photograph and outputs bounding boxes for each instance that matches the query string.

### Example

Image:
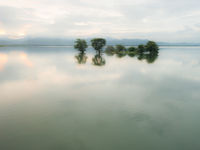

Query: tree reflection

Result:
[92,52,106,66]
[104,50,159,64]
[145,52,159,64]
[127,47,137,58]
[116,52,126,58]
[137,51,158,64]
[137,53,146,61]
[74,47,159,66]
[127,53,136,58]
[75,52,88,64]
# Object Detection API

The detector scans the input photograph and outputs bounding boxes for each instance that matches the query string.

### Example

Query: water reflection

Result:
[0,53,8,71]
[116,52,127,58]
[0,46,200,150]
[92,52,106,66]
[137,52,158,64]
[75,49,159,66]
[105,50,159,64]
[127,52,136,58]
[0,52,33,71]
[75,52,88,64]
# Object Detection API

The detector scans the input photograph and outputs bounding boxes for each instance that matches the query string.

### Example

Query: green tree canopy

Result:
[74,39,88,52]
[145,41,159,53]
[105,46,115,52]
[105,46,115,56]
[115,45,126,52]
[128,47,137,52]
[91,38,106,51]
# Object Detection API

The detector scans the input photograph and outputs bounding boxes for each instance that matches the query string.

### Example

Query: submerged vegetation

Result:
[74,38,159,65]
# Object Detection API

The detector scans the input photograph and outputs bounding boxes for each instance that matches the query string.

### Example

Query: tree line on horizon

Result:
[74,38,159,65]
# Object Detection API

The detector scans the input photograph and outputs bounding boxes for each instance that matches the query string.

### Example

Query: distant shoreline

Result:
[1,45,200,47]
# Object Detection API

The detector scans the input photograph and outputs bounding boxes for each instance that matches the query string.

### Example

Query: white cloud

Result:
[0,0,200,42]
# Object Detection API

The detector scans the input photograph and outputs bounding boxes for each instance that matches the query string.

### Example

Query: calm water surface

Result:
[0,46,200,150]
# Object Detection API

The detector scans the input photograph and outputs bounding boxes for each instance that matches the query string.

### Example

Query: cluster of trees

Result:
[74,38,159,65]
[74,38,106,53]
[105,41,159,63]
[74,38,106,66]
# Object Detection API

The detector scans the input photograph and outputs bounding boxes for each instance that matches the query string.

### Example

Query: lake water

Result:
[0,46,200,150]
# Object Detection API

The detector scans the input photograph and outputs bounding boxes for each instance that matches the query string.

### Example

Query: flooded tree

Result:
[137,44,145,54]
[115,45,126,52]
[145,41,159,53]
[127,46,137,57]
[136,41,159,63]
[145,41,159,63]
[73,38,159,65]
[128,47,137,52]
[91,38,106,54]
[74,39,88,53]
[105,46,115,56]
[115,45,126,58]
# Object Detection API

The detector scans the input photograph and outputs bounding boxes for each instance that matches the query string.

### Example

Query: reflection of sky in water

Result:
[0,46,200,150]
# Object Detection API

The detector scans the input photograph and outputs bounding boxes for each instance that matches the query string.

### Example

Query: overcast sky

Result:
[0,0,200,42]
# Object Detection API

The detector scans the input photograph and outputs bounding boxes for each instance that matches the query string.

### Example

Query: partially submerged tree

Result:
[137,44,145,54]
[128,46,137,52]
[91,38,106,54]
[136,41,159,63]
[115,45,126,53]
[127,47,137,57]
[74,39,88,53]
[105,46,115,56]
[115,45,126,58]
[145,41,159,53]
[73,38,159,64]
[115,45,126,52]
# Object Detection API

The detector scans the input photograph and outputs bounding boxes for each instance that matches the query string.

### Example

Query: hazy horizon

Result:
[1,37,200,46]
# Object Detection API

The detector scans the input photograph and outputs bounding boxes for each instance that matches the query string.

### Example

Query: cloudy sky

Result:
[0,0,200,42]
